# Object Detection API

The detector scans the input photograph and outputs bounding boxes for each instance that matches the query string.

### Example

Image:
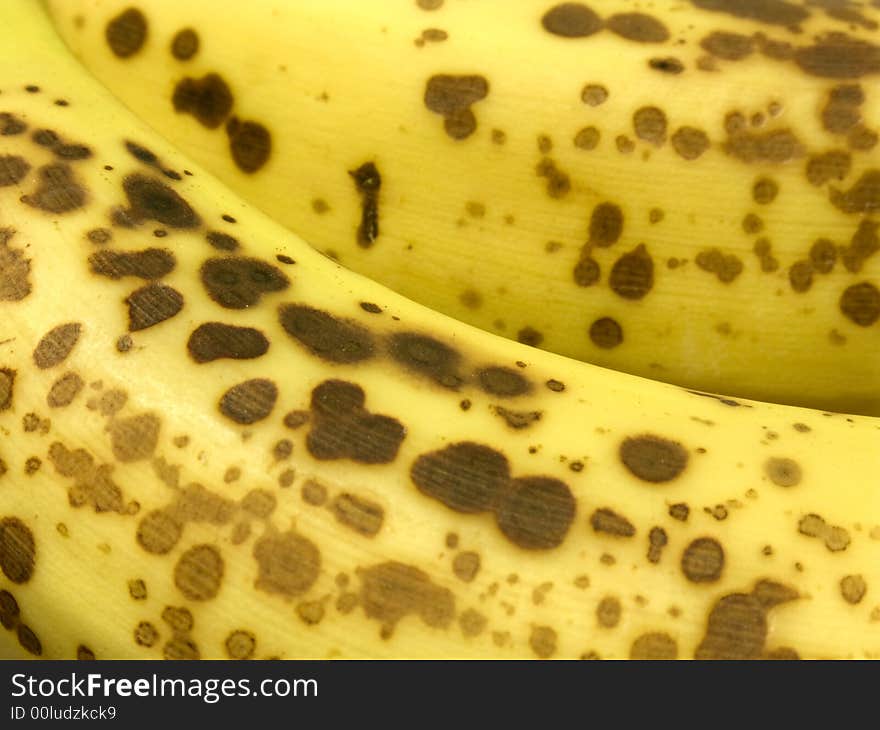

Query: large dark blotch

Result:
[218,378,278,425]
[496,476,575,550]
[620,434,689,482]
[840,282,880,326]
[821,84,863,134]
[606,13,668,43]
[795,33,880,79]
[695,580,798,660]
[805,150,850,186]
[357,561,455,638]
[278,303,374,363]
[89,249,175,280]
[724,129,803,164]
[0,229,30,302]
[388,332,464,388]
[118,174,200,228]
[32,129,91,161]
[172,73,234,129]
[0,113,27,136]
[541,3,603,38]
[411,441,510,513]
[253,529,321,598]
[0,155,29,186]
[477,366,531,397]
[21,163,87,213]
[187,322,269,363]
[830,169,880,214]
[226,117,271,174]
[201,257,289,309]
[0,517,35,584]
[126,283,184,331]
[690,0,808,28]
[33,323,81,369]
[424,75,489,140]
[332,494,384,537]
[306,380,405,464]
[609,244,654,300]
[106,7,148,58]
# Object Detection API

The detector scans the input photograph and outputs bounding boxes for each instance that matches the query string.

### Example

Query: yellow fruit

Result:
[0,0,877,660]
[47,0,880,414]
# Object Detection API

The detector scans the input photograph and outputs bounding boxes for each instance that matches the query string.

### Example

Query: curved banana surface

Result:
[0,0,877,660]
[47,0,880,414]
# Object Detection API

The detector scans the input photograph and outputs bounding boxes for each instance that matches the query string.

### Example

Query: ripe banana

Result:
[46,0,880,415]
[0,0,878,661]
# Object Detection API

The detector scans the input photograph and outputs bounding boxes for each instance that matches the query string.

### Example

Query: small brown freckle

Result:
[452,551,481,583]
[669,503,689,521]
[649,208,664,224]
[116,335,133,353]
[223,466,241,484]
[87,228,112,245]
[56,523,68,537]
[517,327,543,348]
[128,579,147,600]
[742,213,763,234]
[54,99,69,107]
[529,625,557,659]
[596,596,622,628]
[589,317,623,349]
[599,553,616,566]
[24,457,41,475]
[764,457,802,487]
[681,537,724,583]
[569,461,584,473]
[278,469,296,488]
[172,436,189,449]
[301,479,327,506]
[134,622,159,648]
[581,84,608,107]
[753,178,779,204]
[616,135,635,154]
[574,127,599,150]
[459,288,482,309]
[445,533,459,549]
[649,57,684,74]
[491,129,506,145]
[841,575,867,605]
[545,241,563,253]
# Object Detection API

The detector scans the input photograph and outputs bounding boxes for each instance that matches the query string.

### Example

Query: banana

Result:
[0,0,878,661]
[45,0,880,415]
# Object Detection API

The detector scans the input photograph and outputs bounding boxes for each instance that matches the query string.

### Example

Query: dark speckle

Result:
[411,441,509,513]
[649,57,684,74]
[681,537,724,583]
[307,380,405,464]
[279,304,374,362]
[201,257,289,309]
[0,155,29,187]
[171,28,199,61]
[33,323,81,369]
[89,249,175,280]
[609,244,654,300]
[219,379,278,425]
[589,317,623,349]
[590,507,636,537]
[226,117,272,173]
[106,7,147,58]
[118,173,200,228]
[172,73,233,129]
[620,434,689,482]
[477,366,530,397]
[496,477,575,549]
[187,323,270,363]
[606,13,669,43]
[206,231,240,252]
[840,282,880,326]
[0,517,35,584]
[690,0,808,28]
[633,106,667,146]
[541,3,603,38]
[424,75,489,140]
[388,332,464,388]
[795,33,880,79]
[21,163,87,213]
[701,31,754,60]
[126,284,184,331]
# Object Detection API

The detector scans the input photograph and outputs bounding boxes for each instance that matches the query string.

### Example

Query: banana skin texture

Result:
[46,0,880,414]
[0,1,876,660]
